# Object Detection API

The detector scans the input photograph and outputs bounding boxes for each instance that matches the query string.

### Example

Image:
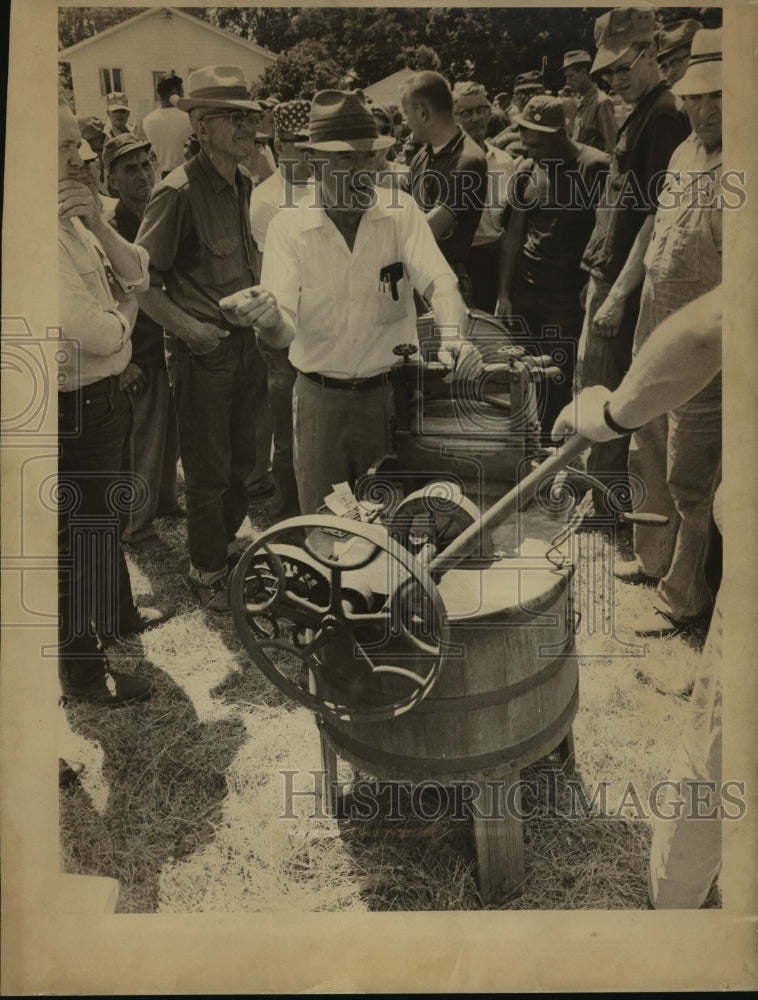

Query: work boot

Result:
[60,666,152,708]
[188,574,230,614]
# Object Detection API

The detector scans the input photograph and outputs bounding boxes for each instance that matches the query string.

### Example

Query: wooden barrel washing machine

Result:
[229,312,631,903]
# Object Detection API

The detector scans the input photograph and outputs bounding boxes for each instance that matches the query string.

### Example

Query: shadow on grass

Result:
[59,658,248,913]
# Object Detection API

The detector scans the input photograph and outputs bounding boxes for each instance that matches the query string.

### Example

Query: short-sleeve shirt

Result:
[135,150,260,327]
[261,187,455,379]
[514,143,610,291]
[409,126,488,264]
[582,82,689,285]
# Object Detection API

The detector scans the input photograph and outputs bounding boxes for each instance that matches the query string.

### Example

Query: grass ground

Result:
[59,479,719,913]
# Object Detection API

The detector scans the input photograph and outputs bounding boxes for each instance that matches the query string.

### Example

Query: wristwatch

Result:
[603,399,640,436]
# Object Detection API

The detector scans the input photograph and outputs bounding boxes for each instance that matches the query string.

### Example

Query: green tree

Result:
[201,6,295,52]
[58,7,142,50]
[253,39,348,101]
[401,45,441,73]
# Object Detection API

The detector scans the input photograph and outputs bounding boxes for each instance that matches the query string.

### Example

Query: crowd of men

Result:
[58,7,725,908]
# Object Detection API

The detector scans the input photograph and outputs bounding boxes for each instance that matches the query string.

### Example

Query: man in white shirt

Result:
[249,100,315,520]
[141,72,193,178]
[452,80,516,314]
[222,90,471,515]
[58,101,173,706]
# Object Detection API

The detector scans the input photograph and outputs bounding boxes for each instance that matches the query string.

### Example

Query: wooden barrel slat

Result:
[319,561,577,782]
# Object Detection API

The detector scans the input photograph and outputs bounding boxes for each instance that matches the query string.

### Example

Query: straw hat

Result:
[172,66,262,113]
[671,28,722,95]
[296,90,397,152]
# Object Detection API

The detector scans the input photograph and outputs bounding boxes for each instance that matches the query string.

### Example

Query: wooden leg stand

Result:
[556,728,575,773]
[317,719,339,818]
[471,772,526,905]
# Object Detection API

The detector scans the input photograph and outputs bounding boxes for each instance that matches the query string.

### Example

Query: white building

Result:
[59,7,277,127]
[363,67,418,111]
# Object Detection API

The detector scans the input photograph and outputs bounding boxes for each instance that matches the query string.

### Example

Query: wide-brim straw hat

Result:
[172,65,262,113]
[295,90,395,152]
[671,28,722,95]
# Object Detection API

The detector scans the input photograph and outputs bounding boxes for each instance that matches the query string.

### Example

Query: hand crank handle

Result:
[430,434,589,576]
[619,512,670,526]
[528,366,563,382]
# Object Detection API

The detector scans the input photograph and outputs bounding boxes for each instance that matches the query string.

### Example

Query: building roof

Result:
[58,6,276,62]
[363,67,418,109]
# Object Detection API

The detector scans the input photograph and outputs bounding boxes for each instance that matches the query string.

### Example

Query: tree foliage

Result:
[251,39,348,101]
[58,7,144,51]
[59,6,722,100]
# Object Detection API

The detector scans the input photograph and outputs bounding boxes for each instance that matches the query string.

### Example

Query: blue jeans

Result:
[171,334,264,581]
[511,273,585,445]
[576,276,641,512]
[120,366,179,543]
[58,379,143,682]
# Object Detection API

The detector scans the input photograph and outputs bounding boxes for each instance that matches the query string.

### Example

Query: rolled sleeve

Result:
[398,192,457,293]
[136,183,187,277]
[112,242,150,294]
[260,211,302,317]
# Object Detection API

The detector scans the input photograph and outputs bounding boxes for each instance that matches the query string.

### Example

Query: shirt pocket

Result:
[646,225,702,285]
[204,234,243,289]
[376,283,409,325]
[375,261,409,325]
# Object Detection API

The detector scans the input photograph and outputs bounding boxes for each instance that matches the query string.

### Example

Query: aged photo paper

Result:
[2,0,757,993]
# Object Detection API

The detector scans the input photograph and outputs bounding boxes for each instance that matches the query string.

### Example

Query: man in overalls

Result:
[612,29,723,637]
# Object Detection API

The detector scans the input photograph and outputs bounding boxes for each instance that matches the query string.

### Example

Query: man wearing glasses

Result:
[136,66,268,612]
[656,18,702,90]
[452,80,516,314]
[575,7,688,518]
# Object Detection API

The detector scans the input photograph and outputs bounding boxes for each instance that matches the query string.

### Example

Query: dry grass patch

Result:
[60,495,718,912]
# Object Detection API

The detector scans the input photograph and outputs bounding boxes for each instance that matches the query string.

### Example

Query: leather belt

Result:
[60,375,121,401]
[299,370,391,392]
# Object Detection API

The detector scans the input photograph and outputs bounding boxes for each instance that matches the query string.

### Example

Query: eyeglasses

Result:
[456,104,491,120]
[600,47,645,83]
[202,110,259,128]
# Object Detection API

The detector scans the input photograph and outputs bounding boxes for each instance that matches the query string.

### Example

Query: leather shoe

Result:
[137,603,176,631]
[60,669,152,708]
[59,758,85,787]
[613,559,659,585]
[633,607,696,637]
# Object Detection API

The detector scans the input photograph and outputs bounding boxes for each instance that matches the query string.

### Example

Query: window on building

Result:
[99,68,124,96]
